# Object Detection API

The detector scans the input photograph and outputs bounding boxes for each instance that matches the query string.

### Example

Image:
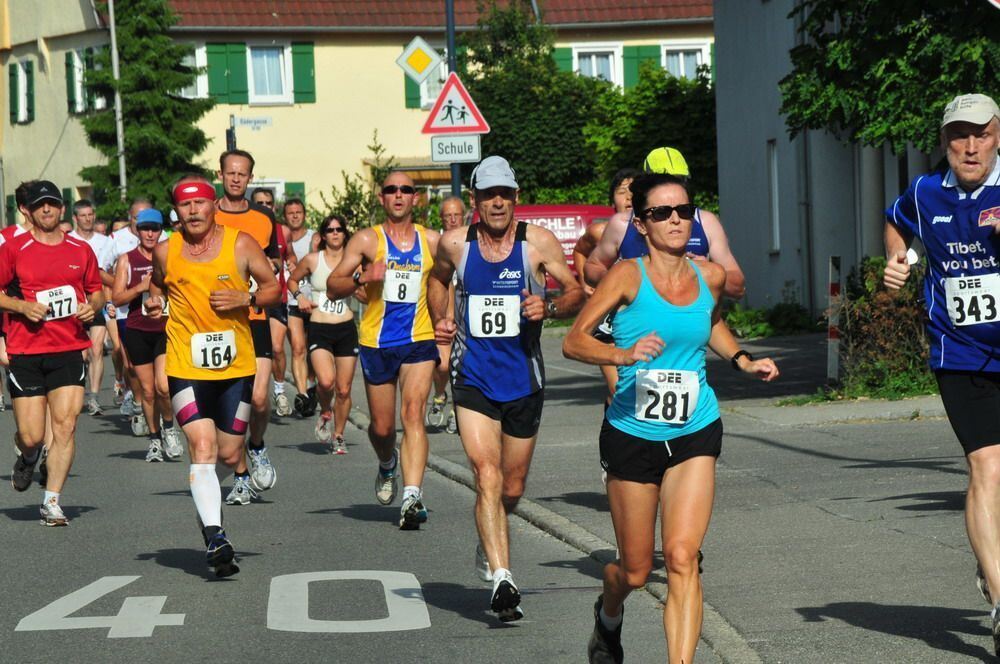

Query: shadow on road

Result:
[796,602,992,662]
[0,504,96,521]
[421,581,522,628]
[535,491,609,513]
[277,441,330,455]
[136,547,261,581]
[868,490,966,512]
[310,503,402,525]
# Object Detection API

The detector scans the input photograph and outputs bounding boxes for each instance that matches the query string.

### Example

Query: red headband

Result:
[172,181,216,204]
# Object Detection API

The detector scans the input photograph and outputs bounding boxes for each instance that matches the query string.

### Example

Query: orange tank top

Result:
[164,225,256,380]
[216,203,276,321]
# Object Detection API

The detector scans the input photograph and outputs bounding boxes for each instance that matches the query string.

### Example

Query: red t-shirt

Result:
[0,233,103,355]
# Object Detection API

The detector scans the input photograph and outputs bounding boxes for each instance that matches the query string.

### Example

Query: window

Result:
[767,139,780,253]
[420,50,448,109]
[572,45,623,86]
[66,50,86,114]
[179,44,208,99]
[661,41,712,80]
[247,44,292,104]
[8,60,34,124]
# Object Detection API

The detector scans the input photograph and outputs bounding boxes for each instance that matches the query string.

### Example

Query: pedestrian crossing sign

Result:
[421,72,490,135]
[396,37,443,85]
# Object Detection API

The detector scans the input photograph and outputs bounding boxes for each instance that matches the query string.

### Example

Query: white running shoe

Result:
[475,544,493,582]
[145,438,164,463]
[426,394,447,428]
[120,391,136,416]
[131,414,150,437]
[332,435,347,455]
[491,570,524,622]
[248,446,277,491]
[225,475,257,505]
[161,426,184,459]
[375,450,399,505]
[39,498,69,527]
[113,382,125,407]
[314,412,333,444]
[274,392,292,417]
[445,410,457,434]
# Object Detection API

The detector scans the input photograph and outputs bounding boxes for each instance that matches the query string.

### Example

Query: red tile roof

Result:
[169,1,711,30]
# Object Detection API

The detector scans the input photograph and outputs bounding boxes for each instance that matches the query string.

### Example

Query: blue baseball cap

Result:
[135,208,164,228]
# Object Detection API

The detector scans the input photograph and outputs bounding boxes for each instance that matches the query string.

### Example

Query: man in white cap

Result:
[429,155,583,621]
[883,92,1000,654]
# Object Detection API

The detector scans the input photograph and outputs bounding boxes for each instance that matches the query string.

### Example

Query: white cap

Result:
[941,94,1000,128]
[470,156,518,190]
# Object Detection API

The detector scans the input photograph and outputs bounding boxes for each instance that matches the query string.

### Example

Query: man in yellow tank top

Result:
[146,175,280,578]
[328,171,440,530]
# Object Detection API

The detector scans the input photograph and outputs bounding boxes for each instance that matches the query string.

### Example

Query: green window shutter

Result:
[284,181,305,202]
[638,45,660,66]
[65,52,77,113]
[404,73,420,109]
[24,60,34,123]
[5,195,15,225]
[213,182,224,198]
[291,42,315,103]
[61,188,73,222]
[622,46,639,88]
[553,47,572,73]
[206,43,229,102]
[84,48,96,110]
[8,63,18,124]
[710,42,715,82]
[227,43,248,104]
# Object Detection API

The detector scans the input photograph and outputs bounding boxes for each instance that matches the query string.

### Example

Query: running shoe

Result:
[588,595,624,664]
[85,394,102,416]
[131,414,150,437]
[248,446,277,491]
[304,385,318,416]
[993,601,1000,657]
[145,438,164,463]
[274,392,292,417]
[120,391,136,416]
[37,446,48,488]
[161,427,184,460]
[39,498,69,527]
[426,394,447,428]
[0,391,5,412]
[375,451,399,505]
[332,435,348,455]
[314,412,333,444]
[475,544,493,582]
[113,381,125,407]
[445,410,457,434]
[490,570,524,622]
[979,563,992,605]
[293,393,309,418]
[399,494,427,530]
[225,475,257,505]
[11,450,39,492]
[205,529,240,578]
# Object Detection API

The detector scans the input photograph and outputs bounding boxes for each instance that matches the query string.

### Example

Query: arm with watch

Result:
[707,307,780,381]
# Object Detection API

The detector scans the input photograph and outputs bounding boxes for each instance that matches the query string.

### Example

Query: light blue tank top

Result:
[607,258,720,441]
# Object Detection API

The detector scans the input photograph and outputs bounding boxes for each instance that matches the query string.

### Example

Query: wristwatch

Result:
[291,289,302,300]
[353,272,362,286]
[546,300,558,317]
[730,349,753,370]
[248,293,257,308]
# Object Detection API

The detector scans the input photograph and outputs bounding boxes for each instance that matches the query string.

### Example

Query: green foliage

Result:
[779,1,1000,155]
[585,63,718,196]
[724,301,820,339]
[309,132,397,230]
[838,256,936,398]
[80,0,214,218]
[725,303,774,339]
[528,181,608,206]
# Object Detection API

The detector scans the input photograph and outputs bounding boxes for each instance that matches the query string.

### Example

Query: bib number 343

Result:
[191,330,236,369]
[945,274,1000,326]
[635,369,699,424]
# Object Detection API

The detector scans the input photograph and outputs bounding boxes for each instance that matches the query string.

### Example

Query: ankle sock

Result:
[43,490,60,505]
[599,605,623,630]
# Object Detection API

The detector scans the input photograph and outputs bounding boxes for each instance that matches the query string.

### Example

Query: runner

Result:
[147,175,280,577]
[883,93,1000,655]
[250,187,275,211]
[429,156,584,621]
[284,197,318,417]
[268,200,295,418]
[287,214,360,453]
[69,199,114,416]
[0,180,104,526]
[427,195,466,433]
[563,172,778,664]
[215,149,282,501]
[584,147,745,300]
[111,209,182,462]
[327,170,439,529]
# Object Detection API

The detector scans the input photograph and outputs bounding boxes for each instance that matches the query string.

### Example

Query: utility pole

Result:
[108,0,127,201]
[445,0,461,197]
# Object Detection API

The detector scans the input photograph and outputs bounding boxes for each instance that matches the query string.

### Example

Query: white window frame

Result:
[419,45,449,110]
[247,43,293,105]
[571,43,623,87]
[69,50,86,114]
[15,61,30,123]
[659,40,712,80]
[250,179,285,203]
[767,139,780,253]
[179,44,208,99]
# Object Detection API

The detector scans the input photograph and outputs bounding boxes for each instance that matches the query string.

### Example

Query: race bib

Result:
[469,295,520,338]
[384,269,420,304]
[191,330,236,369]
[248,276,259,294]
[634,369,699,424]
[314,292,347,315]
[141,293,169,317]
[945,274,1000,327]
[36,285,78,321]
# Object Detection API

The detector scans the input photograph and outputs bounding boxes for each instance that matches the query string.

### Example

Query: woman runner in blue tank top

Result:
[563,173,779,664]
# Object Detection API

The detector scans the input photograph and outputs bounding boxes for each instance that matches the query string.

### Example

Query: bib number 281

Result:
[634,369,699,424]
[191,330,236,369]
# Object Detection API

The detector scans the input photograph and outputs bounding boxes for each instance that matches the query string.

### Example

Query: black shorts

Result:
[599,417,723,484]
[452,384,544,439]
[168,375,253,436]
[122,328,167,366]
[288,305,310,322]
[250,319,273,359]
[308,320,359,358]
[267,305,288,327]
[84,305,107,330]
[8,351,86,399]
[936,370,1000,454]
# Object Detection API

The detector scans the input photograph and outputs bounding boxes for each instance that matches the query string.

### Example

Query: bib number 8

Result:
[384,270,419,304]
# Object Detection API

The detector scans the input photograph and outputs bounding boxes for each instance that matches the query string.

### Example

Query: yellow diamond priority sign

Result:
[396,37,443,85]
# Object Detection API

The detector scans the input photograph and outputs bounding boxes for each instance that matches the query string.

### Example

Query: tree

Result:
[310,131,399,229]
[779,1,1000,155]
[80,0,214,218]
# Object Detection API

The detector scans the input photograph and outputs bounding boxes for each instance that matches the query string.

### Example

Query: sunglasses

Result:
[641,204,696,222]
[323,226,345,234]
[381,185,416,195]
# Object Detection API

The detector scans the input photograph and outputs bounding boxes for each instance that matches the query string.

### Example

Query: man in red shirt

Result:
[0,181,104,526]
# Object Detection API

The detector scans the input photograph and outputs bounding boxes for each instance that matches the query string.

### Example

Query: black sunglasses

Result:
[641,204,696,222]
[323,226,345,234]
[381,185,416,195]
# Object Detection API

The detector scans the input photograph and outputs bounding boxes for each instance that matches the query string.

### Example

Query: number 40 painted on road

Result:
[16,572,430,638]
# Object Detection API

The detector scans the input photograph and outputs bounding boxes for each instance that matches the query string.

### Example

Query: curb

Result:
[347,407,762,664]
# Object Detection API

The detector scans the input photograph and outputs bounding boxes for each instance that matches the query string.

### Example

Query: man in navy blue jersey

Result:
[884,92,1000,653]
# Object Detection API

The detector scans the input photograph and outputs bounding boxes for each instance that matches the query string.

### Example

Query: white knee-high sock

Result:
[189,464,222,528]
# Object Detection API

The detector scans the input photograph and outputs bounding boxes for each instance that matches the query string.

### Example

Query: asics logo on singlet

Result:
[932,215,953,224]
[498,268,521,280]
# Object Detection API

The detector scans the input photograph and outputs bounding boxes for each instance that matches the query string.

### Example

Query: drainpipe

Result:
[793,0,815,313]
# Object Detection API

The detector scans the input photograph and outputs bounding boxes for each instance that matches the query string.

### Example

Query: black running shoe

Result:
[588,595,624,664]
[206,530,240,578]
[992,602,1000,657]
[38,447,48,488]
[11,451,39,492]
[491,571,523,622]
[304,385,318,417]
[293,393,309,418]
